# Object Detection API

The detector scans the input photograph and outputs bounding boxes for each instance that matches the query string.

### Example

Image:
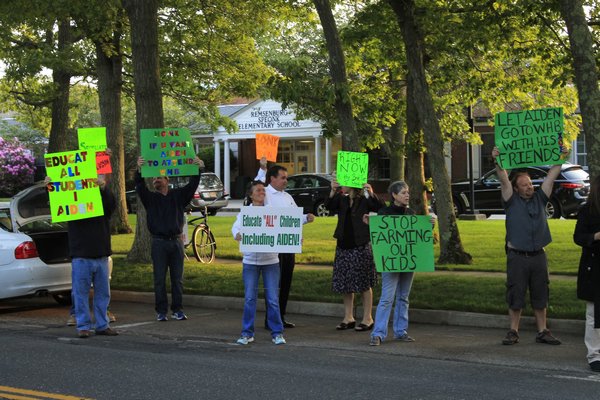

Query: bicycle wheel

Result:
[192,224,216,263]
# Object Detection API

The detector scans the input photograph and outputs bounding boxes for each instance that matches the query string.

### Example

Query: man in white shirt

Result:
[256,157,315,327]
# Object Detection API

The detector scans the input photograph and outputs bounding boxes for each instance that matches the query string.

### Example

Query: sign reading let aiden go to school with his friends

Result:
[494,107,566,169]
[336,151,368,188]
[140,128,197,178]
[238,206,304,253]
[44,150,104,222]
[369,215,435,273]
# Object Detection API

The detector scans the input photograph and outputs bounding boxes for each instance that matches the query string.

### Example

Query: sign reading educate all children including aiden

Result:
[140,128,197,178]
[494,107,565,169]
[77,127,112,174]
[255,133,279,162]
[44,150,104,222]
[336,151,368,188]
[238,206,304,253]
[369,215,435,273]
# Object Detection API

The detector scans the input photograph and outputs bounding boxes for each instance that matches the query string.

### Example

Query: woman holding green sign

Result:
[369,181,436,346]
[326,179,384,332]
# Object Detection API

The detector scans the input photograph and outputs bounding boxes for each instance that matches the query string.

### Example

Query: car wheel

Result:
[52,291,72,305]
[315,201,330,217]
[452,197,463,216]
[546,199,561,219]
[208,209,218,216]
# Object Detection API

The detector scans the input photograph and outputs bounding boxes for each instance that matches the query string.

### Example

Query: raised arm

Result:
[492,147,512,202]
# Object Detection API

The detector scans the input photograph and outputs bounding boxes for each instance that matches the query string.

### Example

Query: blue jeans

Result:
[241,262,283,338]
[151,238,184,314]
[72,257,110,331]
[371,272,414,341]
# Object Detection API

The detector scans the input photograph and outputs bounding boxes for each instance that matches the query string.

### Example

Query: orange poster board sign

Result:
[256,133,279,162]
[96,152,112,174]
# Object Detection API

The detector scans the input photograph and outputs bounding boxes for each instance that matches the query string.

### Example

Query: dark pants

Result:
[151,238,184,314]
[278,253,295,318]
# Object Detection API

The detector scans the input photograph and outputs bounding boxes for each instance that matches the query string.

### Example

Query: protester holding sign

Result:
[325,178,384,332]
[573,175,600,373]
[255,162,315,328]
[492,146,565,346]
[369,181,436,346]
[135,155,204,322]
[232,180,286,345]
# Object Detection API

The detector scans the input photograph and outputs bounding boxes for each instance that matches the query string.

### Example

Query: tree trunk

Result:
[559,0,600,181]
[388,0,471,264]
[404,72,427,215]
[124,0,164,262]
[47,19,72,153]
[95,30,132,234]
[313,0,359,151]
[388,120,406,182]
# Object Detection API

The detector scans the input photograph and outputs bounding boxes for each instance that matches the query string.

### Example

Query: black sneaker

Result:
[535,329,561,345]
[502,329,519,345]
[590,361,600,372]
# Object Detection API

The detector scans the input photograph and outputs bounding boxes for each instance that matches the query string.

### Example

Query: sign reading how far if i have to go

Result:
[336,151,368,189]
[44,150,104,222]
[238,206,304,254]
[369,215,435,273]
[140,128,197,178]
[494,107,565,169]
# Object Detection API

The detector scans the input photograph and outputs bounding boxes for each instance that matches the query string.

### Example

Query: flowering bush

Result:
[0,137,35,196]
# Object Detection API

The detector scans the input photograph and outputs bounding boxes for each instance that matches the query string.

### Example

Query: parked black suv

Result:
[447,163,589,218]
[285,173,335,217]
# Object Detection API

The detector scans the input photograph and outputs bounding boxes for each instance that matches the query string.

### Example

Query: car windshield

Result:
[562,167,589,181]
[199,174,222,190]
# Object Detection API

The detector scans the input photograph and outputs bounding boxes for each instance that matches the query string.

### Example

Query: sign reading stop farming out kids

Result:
[336,151,368,189]
[369,215,435,273]
[238,206,304,253]
[255,133,280,162]
[77,127,112,174]
[140,128,197,178]
[494,107,566,169]
[44,150,104,222]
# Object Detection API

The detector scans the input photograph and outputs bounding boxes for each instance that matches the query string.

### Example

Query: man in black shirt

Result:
[135,156,203,321]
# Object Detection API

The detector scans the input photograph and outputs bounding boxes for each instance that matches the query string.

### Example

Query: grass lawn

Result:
[110,215,585,320]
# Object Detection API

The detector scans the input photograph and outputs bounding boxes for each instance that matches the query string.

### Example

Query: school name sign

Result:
[44,150,104,222]
[494,107,565,169]
[369,215,435,273]
[140,128,197,177]
[238,206,304,253]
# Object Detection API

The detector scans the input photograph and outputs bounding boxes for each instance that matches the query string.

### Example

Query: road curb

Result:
[111,290,585,334]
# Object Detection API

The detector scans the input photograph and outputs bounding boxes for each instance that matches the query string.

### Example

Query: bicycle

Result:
[183,196,227,263]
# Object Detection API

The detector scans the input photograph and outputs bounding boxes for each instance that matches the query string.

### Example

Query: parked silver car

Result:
[0,184,72,304]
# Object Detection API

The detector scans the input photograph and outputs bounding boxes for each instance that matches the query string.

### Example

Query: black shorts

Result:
[505,250,549,310]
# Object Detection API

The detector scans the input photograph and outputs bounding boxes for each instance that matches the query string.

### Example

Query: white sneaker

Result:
[66,314,76,327]
[236,336,254,345]
[272,334,286,345]
[107,311,117,323]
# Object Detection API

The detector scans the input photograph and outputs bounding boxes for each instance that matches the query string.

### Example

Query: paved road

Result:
[0,297,599,399]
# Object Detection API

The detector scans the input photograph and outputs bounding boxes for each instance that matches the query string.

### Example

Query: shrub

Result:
[0,137,35,196]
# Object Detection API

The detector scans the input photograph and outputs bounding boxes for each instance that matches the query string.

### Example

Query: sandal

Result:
[355,322,374,332]
[336,321,356,330]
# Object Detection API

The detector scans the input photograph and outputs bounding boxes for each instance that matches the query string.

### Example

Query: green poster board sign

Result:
[494,107,566,169]
[369,215,435,273]
[44,150,104,222]
[140,128,197,178]
[336,151,368,188]
[77,127,107,152]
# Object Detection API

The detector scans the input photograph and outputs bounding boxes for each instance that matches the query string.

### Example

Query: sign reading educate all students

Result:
[255,133,279,162]
[238,206,304,253]
[336,151,368,189]
[140,128,197,177]
[77,127,112,174]
[369,215,435,273]
[494,107,565,169]
[44,150,104,222]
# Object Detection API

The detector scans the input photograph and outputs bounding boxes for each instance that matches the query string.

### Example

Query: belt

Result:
[152,235,180,241]
[508,248,544,257]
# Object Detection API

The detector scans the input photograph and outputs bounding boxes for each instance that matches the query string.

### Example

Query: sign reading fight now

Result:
[140,128,197,178]
[336,151,368,189]
[369,215,435,273]
[44,150,104,222]
[238,206,304,253]
[494,107,565,169]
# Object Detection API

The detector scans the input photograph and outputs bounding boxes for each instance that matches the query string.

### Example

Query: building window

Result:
[377,157,390,179]
[576,134,587,169]
[277,142,293,163]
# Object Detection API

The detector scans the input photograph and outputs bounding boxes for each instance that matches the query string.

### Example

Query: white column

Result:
[214,139,221,179]
[224,140,231,196]
[325,138,331,174]
[314,136,322,173]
